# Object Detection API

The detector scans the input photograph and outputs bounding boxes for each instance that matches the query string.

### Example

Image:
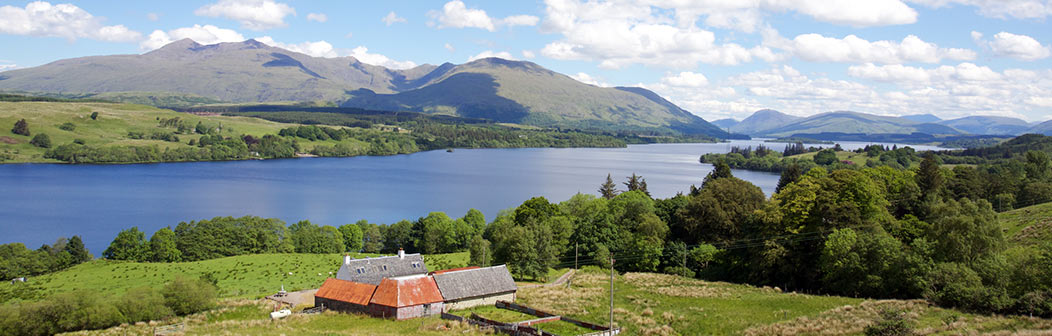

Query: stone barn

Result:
[367,274,445,320]
[432,265,517,311]
[336,249,428,285]
[314,278,377,314]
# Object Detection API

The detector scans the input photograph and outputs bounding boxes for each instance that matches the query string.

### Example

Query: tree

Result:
[288,221,343,254]
[813,149,838,165]
[468,235,491,267]
[916,153,943,195]
[11,119,29,136]
[338,223,364,252]
[624,173,650,197]
[358,221,384,253]
[776,163,803,194]
[30,133,51,148]
[599,173,619,199]
[64,236,91,264]
[679,177,765,244]
[384,220,415,253]
[462,208,487,233]
[103,227,149,261]
[702,160,733,187]
[1025,150,1051,181]
[927,198,1003,264]
[149,227,181,262]
[414,212,457,254]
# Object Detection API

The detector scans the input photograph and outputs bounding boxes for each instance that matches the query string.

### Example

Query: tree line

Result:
[0,236,91,280]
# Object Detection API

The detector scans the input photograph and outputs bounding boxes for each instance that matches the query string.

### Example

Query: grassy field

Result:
[999,201,1052,246]
[0,101,385,163]
[0,252,469,304]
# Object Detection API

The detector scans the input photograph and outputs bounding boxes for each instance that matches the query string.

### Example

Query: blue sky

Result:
[0,0,1051,122]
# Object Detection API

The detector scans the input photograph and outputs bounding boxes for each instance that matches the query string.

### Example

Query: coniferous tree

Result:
[624,173,651,197]
[11,118,29,136]
[916,153,943,195]
[776,163,803,194]
[64,235,92,263]
[702,160,733,187]
[599,173,619,199]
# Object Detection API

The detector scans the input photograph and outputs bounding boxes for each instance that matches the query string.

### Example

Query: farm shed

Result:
[336,249,428,285]
[368,274,445,320]
[314,278,377,314]
[432,265,517,311]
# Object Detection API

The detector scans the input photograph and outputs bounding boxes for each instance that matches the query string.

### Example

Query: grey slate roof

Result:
[432,265,517,301]
[336,254,428,285]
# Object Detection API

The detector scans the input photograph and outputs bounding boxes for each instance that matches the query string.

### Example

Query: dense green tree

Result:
[927,198,1002,264]
[599,173,619,199]
[468,235,491,267]
[813,149,838,165]
[288,221,343,254]
[414,212,457,254]
[702,160,733,187]
[1025,150,1051,181]
[30,133,51,148]
[338,223,364,252]
[776,163,803,193]
[916,153,944,195]
[679,177,765,244]
[149,227,181,262]
[173,216,290,261]
[64,235,91,263]
[462,208,486,233]
[820,228,904,298]
[11,118,29,136]
[118,286,173,323]
[358,221,384,253]
[383,220,414,253]
[103,227,149,261]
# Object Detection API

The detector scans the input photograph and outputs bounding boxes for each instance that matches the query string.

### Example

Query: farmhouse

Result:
[432,265,517,311]
[336,249,427,285]
[314,278,377,314]
[367,274,445,320]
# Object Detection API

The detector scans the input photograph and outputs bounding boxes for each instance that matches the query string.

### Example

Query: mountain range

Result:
[0,39,729,137]
[727,109,1049,138]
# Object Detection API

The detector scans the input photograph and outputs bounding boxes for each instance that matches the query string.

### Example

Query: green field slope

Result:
[1000,201,1052,246]
[758,111,961,138]
[0,101,301,163]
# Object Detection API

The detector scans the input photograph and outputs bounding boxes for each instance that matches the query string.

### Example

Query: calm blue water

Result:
[0,140,944,254]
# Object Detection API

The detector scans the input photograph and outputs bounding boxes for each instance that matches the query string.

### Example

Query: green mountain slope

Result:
[901,114,942,123]
[938,116,1031,135]
[342,58,731,136]
[729,109,802,135]
[711,118,739,129]
[1028,120,1052,136]
[758,111,961,137]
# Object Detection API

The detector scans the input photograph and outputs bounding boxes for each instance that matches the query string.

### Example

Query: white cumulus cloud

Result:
[350,46,417,69]
[909,0,1052,19]
[570,72,609,87]
[382,11,406,26]
[788,33,976,64]
[256,36,337,57]
[430,1,539,31]
[0,1,141,42]
[306,13,327,23]
[662,72,709,87]
[140,25,245,50]
[974,31,1051,61]
[195,0,296,31]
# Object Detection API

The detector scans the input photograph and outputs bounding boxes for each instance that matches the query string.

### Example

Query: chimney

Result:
[344,254,351,265]
[398,248,405,259]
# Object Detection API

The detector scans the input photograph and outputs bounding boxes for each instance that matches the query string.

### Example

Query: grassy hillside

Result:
[938,116,1031,136]
[730,109,802,135]
[0,101,318,163]
[1000,201,1052,246]
[54,267,1052,335]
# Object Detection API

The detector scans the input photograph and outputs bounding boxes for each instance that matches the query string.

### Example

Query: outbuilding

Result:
[367,274,445,320]
[314,278,377,314]
[432,265,517,311]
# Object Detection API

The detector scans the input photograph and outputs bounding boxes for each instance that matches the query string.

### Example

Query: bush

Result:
[118,287,174,323]
[89,112,98,120]
[864,309,913,336]
[11,119,29,136]
[30,133,51,148]
[663,266,696,278]
[162,276,217,315]
[58,122,75,131]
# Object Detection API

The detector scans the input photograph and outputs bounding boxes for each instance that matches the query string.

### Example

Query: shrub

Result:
[58,122,75,131]
[162,276,217,315]
[118,287,174,323]
[30,133,51,148]
[663,266,696,278]
[89,112,98,120]
[73,138,86,145]
[11,119,29,136]
[864,309,913,336]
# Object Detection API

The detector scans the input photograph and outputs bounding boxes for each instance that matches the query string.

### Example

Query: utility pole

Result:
[609,255,615,330]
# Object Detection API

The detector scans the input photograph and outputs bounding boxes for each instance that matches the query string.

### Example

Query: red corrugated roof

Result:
[429,266,480,275]
[370,276,444,308]
[315,278,377,306]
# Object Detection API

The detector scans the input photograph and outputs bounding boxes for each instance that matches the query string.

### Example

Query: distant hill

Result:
[901,114,942,123]
[711,118,739,129]
[0,39,731,138]
[341,58,732,136]
[938,116,1031,135]
[757,111,961,138]
[1028,120,1052,136]
[729,109,802,135]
